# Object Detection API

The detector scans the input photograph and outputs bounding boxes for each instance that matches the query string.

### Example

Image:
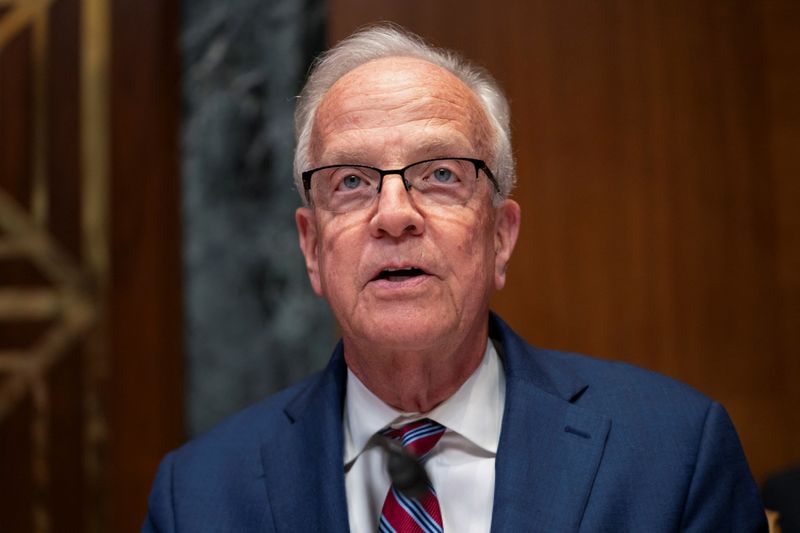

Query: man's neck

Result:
[341,322,489,413]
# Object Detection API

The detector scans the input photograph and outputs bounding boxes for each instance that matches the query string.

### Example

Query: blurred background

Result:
[0,0,797,531]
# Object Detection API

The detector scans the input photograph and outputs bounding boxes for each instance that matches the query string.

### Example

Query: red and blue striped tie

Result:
[378,419,446,533]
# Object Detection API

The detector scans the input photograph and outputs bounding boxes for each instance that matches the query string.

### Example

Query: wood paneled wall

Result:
[109,0,183,529]
[330,0,800,482]
[0,0,182,531]
[1,2,94,531]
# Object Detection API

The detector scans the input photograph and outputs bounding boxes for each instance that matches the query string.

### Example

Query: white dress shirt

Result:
[343,340,506,532]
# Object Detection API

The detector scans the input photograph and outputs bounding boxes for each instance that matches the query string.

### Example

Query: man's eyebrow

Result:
[322,148,371,164]
[411,139,471,159]
[322,139,471,167]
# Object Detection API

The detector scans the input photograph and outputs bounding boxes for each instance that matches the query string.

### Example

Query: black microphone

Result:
[378,436,430,499]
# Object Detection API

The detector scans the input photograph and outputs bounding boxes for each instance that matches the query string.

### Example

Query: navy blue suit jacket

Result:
[143,314,766,532]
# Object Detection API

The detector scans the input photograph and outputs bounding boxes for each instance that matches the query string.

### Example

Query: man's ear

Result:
[295,207,323,296]
[493,199,521,291]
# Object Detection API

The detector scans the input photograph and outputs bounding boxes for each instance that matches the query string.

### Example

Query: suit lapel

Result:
[489,315,610,533]
[259,344,350,533]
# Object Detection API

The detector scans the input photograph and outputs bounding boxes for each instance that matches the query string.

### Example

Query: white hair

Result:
[293,23,515,204]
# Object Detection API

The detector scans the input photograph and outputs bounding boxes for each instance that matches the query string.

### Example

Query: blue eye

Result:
[433,167,454,183]
[342,175,362,189]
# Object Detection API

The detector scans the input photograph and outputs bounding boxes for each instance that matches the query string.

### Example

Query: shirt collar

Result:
[343,339,505,466]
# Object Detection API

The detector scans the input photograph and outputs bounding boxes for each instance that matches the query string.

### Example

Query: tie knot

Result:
[381,418,445,458]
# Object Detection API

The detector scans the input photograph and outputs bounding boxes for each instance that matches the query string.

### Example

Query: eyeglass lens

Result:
[310,158,481,213]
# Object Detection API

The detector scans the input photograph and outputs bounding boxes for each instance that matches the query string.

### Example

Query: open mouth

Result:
[373,267,427,282]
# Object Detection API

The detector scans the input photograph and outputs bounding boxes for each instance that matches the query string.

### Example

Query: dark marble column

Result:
[181,0,333,435]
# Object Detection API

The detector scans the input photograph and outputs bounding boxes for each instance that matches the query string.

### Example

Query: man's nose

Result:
[369,175,425,238]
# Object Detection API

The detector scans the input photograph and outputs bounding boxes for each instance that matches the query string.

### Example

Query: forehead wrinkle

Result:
[316,92,473,139]
[315,110,482,168]
[312,119,486,170]
[320,128,476,168]
[310,56,494,167]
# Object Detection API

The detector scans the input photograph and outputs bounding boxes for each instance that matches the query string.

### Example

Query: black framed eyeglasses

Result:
[301,157,500,213]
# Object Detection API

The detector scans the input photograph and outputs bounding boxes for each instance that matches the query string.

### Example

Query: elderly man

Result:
[144,25,766,532]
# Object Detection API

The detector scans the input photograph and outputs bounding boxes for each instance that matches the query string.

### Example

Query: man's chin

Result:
[348,311,458,351]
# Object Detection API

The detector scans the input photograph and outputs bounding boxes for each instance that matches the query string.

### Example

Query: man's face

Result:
[296,57,519,352]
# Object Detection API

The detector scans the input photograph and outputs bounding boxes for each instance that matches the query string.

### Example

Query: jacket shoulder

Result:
[546,348,711,411]
[144,371,328,532]
[501,338,764,530]
[175,370,324,469]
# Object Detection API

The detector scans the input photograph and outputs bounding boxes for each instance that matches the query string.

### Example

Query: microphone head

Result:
[381,437,431,499]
